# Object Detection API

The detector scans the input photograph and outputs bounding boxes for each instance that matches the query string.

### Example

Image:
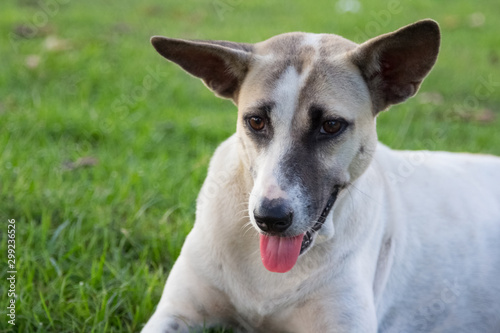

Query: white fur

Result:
[143,27,500,333]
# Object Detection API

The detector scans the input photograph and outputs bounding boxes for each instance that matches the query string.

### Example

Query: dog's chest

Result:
[227,297,303,333]
[219,267,315,331]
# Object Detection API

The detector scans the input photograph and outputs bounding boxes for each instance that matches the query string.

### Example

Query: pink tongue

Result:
[259,234,304,273]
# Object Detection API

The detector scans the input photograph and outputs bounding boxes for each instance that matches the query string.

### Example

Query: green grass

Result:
[0,0,499,332]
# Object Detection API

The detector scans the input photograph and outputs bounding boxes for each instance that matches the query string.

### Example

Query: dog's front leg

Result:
[284,282,378,333]
[141,253,228,333]
[289,302,378,333]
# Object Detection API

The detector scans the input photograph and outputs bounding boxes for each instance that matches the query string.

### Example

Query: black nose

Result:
[253,198,293,234]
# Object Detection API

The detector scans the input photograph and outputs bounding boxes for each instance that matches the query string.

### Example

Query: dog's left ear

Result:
[151,36,253,103]
[350,19,440,114]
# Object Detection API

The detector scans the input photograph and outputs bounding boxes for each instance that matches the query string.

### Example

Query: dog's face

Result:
[151,20,440,272]
[236,34,378,269]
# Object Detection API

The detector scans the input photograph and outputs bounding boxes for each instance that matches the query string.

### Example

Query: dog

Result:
[142,20,500,332]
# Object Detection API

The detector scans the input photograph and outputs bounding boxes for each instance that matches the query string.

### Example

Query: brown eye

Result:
[249,116,265,131]
[321,120,345,135]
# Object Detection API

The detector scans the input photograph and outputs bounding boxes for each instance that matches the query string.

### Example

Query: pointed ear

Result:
[350,19,440,114]
[150,36,253,102]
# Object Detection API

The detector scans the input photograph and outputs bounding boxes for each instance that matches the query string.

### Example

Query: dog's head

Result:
[152,20,440,273]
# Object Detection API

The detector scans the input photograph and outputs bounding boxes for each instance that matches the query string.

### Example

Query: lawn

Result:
[0,0,499,332]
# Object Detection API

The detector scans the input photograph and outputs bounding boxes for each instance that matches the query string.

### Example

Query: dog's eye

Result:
[321,120,346,135]
[248,116,265,131]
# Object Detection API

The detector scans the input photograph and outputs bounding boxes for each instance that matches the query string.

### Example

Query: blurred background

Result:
[0,0,499,332]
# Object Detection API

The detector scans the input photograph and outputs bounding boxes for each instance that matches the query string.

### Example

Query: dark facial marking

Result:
[278,145,323,218]
[308,105,325,133]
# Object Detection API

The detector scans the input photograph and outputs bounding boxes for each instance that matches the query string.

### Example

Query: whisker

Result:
[243,225,256,237]
[235,208,249,217]
[240,219,253,229]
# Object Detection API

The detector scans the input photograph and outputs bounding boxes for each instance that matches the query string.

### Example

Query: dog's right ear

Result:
[151,36,253,103]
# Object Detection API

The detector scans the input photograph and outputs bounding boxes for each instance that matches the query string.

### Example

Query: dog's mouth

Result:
[259,186,341,273]
[300,185,341,254]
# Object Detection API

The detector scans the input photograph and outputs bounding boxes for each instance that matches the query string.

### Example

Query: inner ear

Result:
[351,19,441,113]
[151,37,253,102]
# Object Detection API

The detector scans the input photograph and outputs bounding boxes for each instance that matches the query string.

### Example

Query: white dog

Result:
[142,20,500,332]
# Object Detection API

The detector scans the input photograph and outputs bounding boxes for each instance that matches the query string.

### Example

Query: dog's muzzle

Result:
[258,185,342,273]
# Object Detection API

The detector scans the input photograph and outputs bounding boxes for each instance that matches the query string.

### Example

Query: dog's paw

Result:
[141,316,190,333]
